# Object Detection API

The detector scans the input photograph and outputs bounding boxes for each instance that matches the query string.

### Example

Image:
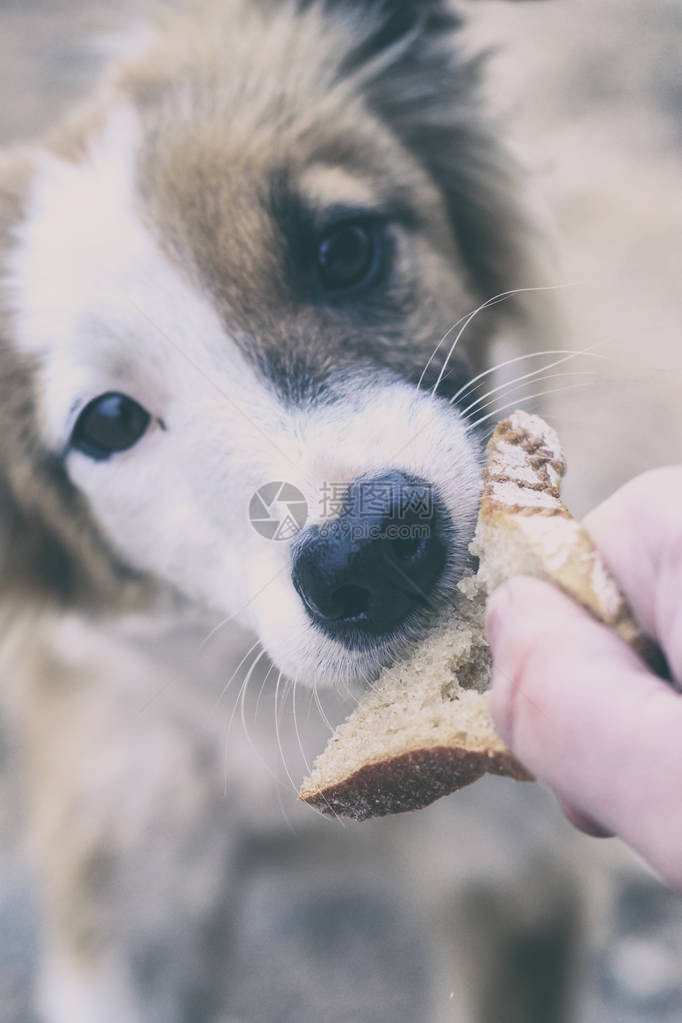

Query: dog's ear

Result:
[0,345,146,614]
[301,0,459,70]
[335,0,538,337]
[305,0,447,10]
[0,472,93,611]
[343,1,462,73]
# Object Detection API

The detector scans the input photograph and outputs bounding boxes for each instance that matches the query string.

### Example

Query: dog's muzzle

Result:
[291,470,450,647]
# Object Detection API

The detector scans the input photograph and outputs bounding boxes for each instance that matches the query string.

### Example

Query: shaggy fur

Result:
[0,2,541,1020]
[0,0,530,614]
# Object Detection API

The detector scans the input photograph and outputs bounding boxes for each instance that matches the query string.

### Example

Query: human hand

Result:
[485,467,682,888]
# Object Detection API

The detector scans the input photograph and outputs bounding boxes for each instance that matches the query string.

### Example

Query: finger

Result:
[555,797,613,839]
[487,576,682,890]
[583,466,682,682]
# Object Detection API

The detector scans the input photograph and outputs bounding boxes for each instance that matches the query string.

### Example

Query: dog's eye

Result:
[71,393,151,460]
[316,220,377,291]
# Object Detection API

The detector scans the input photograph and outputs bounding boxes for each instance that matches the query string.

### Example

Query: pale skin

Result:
[485,466,682,890]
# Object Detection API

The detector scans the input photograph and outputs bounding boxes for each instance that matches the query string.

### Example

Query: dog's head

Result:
[0,0,531,685]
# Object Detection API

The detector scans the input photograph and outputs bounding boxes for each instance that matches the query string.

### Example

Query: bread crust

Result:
[301,745,532,821]
[474,409,650,656]
[300,410,653,819]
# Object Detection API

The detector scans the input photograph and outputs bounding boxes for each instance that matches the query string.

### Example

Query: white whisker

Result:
[213,638,261,709]
[462,371,597,423]
[130,611,249,721]
[222,645,271,797]
[312,681,335,734]
[335,675,359,704]
[232,647,267,734]
[451,345,608,409]
[428,284,572,398]
[240,655,270,745]
[197,612,238,654]
[359,665,380,697]
[291,679,311,774]
[274,671,300,797]
[464,381,594,433]
[254,657,274,720]
[417,291,513,390]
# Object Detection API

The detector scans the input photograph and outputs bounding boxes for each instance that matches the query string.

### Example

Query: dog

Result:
[0,1,544,1020]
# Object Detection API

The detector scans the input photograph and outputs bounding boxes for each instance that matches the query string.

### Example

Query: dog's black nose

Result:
[291,471,449,645]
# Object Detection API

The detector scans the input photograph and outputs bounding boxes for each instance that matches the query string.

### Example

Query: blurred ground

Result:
[469,0,682,515]
[0,2,681,1022]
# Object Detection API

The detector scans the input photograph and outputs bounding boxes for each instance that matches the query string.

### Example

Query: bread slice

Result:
[299,410,646,821]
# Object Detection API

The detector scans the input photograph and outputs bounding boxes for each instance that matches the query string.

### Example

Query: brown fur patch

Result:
[117,0,531,392]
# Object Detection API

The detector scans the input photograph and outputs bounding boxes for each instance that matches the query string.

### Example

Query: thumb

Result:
[486,576,682,890]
